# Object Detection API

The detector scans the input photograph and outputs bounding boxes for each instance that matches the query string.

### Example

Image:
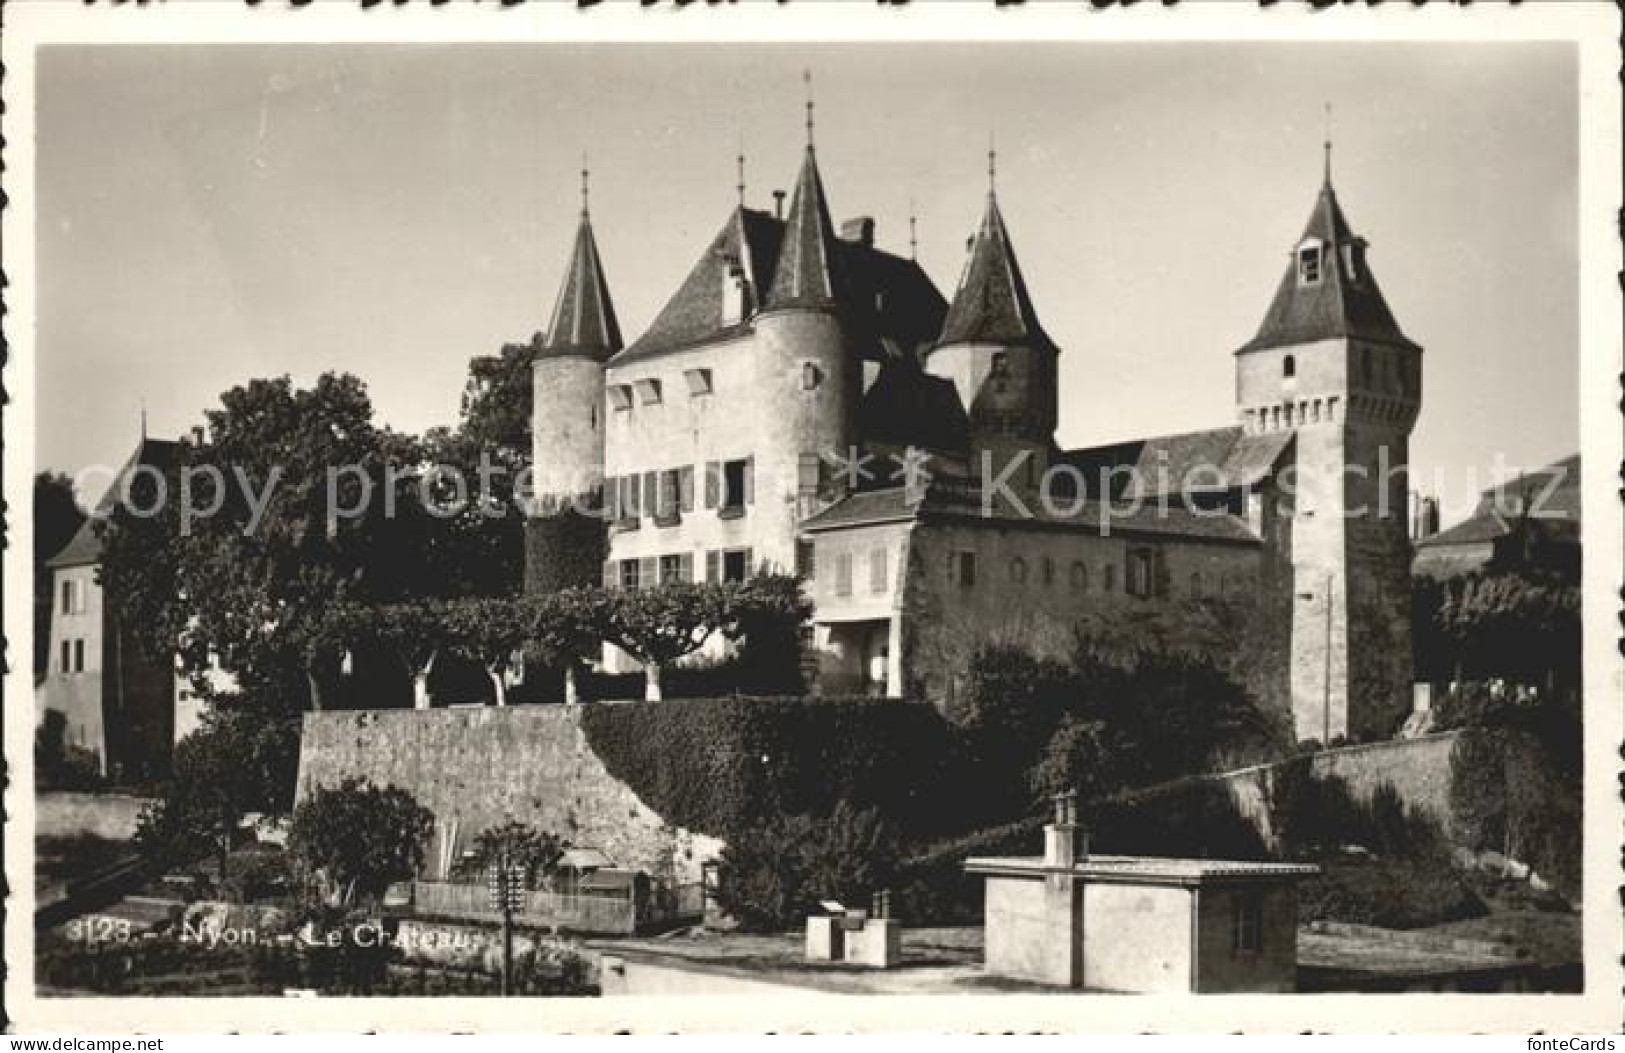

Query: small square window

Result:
[607,384,634,411]
[619,559,642,591]
[722,548,751,583]
[635,378,663,406]
[1297,244,1322,286]
[684,368,714,397]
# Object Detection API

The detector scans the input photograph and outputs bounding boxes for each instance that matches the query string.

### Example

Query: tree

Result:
[717,573,815,695]
[441,597,529,707]
[524,589,603,705]
[287,778,435,907]
[447,821,565,890]
[33,472,87,681]
[456,337,538,460]
[134,700,303,872]
[373,601,447,710]
[599,582,729,701]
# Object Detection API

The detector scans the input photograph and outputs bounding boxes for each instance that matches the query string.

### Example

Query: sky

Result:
[36,42,1577,522]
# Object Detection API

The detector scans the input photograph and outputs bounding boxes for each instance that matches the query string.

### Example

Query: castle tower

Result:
[926,152,1059,490]
[753,100,858,548]
[526,176,621,594]
[1234,148,1422,742]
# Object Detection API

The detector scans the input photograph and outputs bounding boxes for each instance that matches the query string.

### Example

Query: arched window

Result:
[1070,561,1088,592]
[1283,354,1296,379]
[1010,556,1028,585]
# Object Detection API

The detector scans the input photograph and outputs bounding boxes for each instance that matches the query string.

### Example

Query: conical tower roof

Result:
[936,189,1054,352]
[1238,170,1417,354]
[539,209,623,362]
[766,146,843,311]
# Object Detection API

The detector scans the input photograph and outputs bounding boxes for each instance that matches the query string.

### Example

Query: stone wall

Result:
[36,791,157,841]
[296,707,723,888]
[1118,731,1463,849]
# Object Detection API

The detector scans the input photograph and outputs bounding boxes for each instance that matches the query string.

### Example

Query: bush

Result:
[1300,856,1487,929]
[35,710,104,792]
[714,802,899,933]
[447,821,565,889]
[288,779,435,908]
[220,844,293,903]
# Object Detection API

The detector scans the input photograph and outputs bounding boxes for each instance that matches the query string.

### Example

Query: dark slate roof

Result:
[613,208,947,366]
[539,211,623,362]
[934,192,1055,352]
[1057,426,1247,502]
[1416,455,1581,550]
[800,481,1260,544]
[1237,178,1419,355]
[47,438,182,568]
[860,363,972,456]
[767,146,843,311]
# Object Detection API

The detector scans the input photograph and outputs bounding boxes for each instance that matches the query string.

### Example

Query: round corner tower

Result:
[926,182,1059,487]
[525,205,621,595]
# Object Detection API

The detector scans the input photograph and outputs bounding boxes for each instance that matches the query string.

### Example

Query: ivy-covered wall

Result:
[578,697,980,842]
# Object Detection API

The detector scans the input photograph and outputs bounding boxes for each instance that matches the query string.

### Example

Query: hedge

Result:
[578,697,987,843]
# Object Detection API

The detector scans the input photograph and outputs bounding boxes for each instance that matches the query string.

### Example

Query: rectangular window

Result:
[869,548,888,594]
[657,469,682,524]
[721,458,751,514]
[949,551,976,589]
[1127,549,1154,598]
[1232,893,1264,953]
[60,640,71,674]
[619,558,641,591]
[73,639,85,674]
[834,552,853,597]
[795,540,816,580]
[659,553,687,585]
[722,548,751,583]
[61,580,72,615]
[1297,244,1321,285]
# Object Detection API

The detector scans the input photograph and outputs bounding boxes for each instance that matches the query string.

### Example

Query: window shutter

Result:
[679,552,694,582]
[603,560,617,589]
[625,475,640,518]
[679,466,695,512]
[742,547,754,576]
[706,550,720,583]
[704,462,720,510]
[640,556,658,589]
[643,472,658,518]
[743,456,755,505]
[1153,549,1170,599]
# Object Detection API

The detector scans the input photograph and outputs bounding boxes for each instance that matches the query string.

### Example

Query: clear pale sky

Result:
[36,42,1577,522]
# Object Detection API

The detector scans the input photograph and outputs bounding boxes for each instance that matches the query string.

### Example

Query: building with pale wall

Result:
[525,121,1425,742]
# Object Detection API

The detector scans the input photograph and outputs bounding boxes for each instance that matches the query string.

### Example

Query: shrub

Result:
[220,844,293,903]
[447,821,565,890]
[288,779,435,907]
[714,802,899,933]
[35,710,104,792]
[1299,856,1487,929]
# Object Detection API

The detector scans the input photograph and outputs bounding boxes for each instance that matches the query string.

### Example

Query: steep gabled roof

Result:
[860,361,972,456]
[47,438,182,569]
[1237,175,1418,355]
[538,211,623,362]
[766,147,843,311]
[935,191,1054,352]
[612,208,946,366]
[1057,426,1247,502]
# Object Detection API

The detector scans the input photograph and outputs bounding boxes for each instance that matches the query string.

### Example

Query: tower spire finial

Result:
[1323,102,1333,186]
[580,152,591,217]
[737,132,747,207]
[987,131,998,197]
[803,69,816,149]
[909,196,919,261]
[139,400,147,441]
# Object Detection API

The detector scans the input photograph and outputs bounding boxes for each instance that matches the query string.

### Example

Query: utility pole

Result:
[1322,571,1334,744]
[487,854,523,996]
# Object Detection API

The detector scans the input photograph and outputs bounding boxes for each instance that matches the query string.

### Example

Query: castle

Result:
[525,116,1422,744]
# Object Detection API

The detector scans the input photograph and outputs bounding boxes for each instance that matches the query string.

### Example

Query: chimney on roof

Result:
[190,425,205,447]
[840,216,875,247]
[772,190,787,220]
[1044,790,1083,869]
[1412,495,1441,541]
